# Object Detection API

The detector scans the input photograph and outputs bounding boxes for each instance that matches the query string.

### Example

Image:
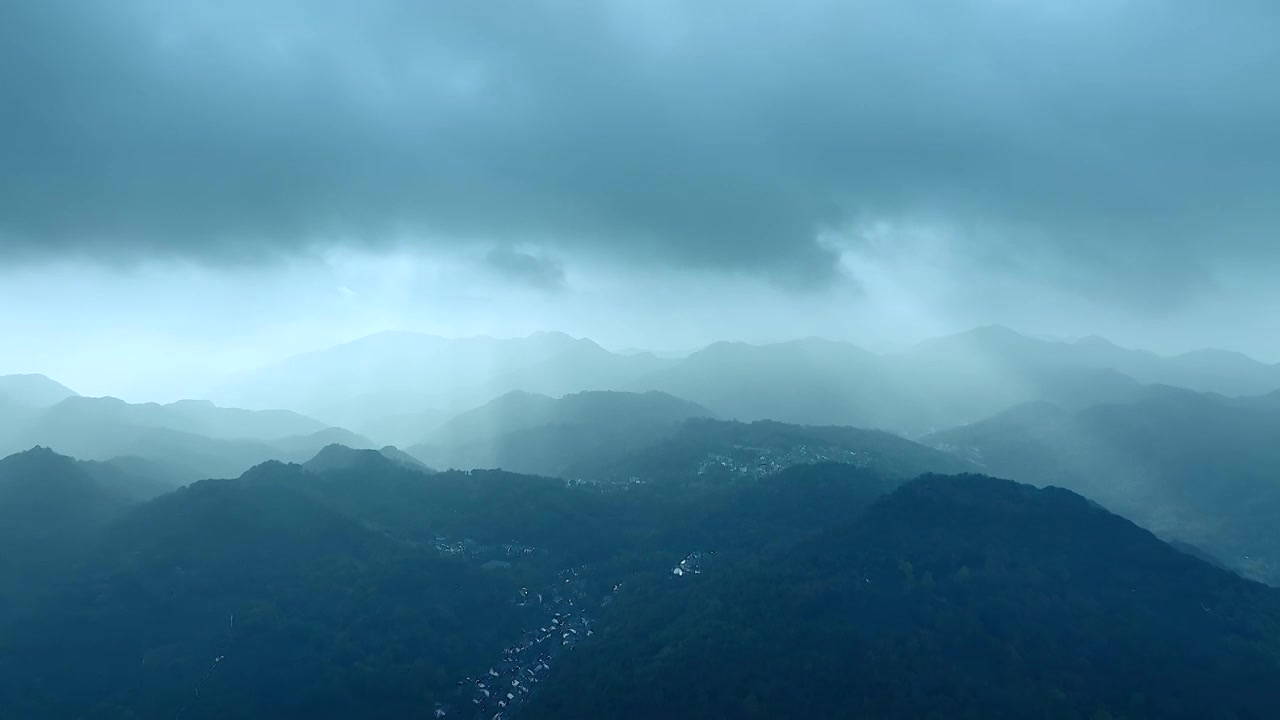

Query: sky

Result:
[1,0,1278,400]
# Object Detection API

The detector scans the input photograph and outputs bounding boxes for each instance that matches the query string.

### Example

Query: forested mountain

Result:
[5,442,1280,718]
[301,443,433,474]
[0,447,751,718]
[0,447,942,718]
[578,417,974,485]
[0,447,165,621]
[526,474,1280,720]
[927,385,1280,583]
[267,426,379,458]
[9,0,1280,715]
[0,470,531,720]
[429,390,711,444]
[410,390,713,476]
[7,337,1278,718]
[0,447,133,544]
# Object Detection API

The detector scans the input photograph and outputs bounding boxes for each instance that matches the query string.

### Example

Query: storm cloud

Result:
[484,247,567,291]
[1,0,1278,299]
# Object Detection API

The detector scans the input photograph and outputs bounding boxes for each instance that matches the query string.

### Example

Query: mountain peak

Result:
[0,373,80,408]
[907,325,1039,357]
[1074,334,1120,348]
[0,445,72,467]
[165,398,218,409]
[970,323,1023,338]
[301,443,430,474]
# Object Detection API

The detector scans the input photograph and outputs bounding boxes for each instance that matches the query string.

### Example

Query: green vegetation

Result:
[927,385,1280,583]
[0,463,532,719]
[579,417,973,484]
[5,341,1280,719]
[527,475,1280,720]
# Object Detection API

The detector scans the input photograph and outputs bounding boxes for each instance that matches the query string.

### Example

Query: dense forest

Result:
[0,465,534,719]
[527,475,1280,719]
[4,443,1280,718]
[5,344,1280,718]
[928,385,1280,583]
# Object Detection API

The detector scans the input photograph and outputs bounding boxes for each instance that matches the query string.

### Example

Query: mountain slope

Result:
[636,338,902,428]
[0,447,149,622]
[210,331,665,432]
[411,390,714,476]
[0,374,78,407]
[0,396,363,481]
[209,326,1279,438]
[634,332,1153,434]
[911,325,1280,398]
[927,385,1280,583]
[28,396,327,442]
[0,447,131,543]
[302,443,433,474]
[0,468,530,720]
[527,474,1280,719]
[267,426,379,460]
[579,417,974,485]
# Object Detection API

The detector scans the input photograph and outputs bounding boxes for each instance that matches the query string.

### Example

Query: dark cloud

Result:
[1,0,1277,304]
[484,247,567,291]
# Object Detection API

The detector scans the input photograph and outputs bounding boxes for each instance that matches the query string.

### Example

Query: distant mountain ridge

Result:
[526,473,1280,719]
[926,384,1280,583]
[303,443,434,474]
[577,417,975,485]
[0,374,78,408]
[0,396,370,482]
[210,327,1280,441]
[35,396,328,440]
[210,330,677,434]
[0,446,174,620]
[410,390,715,476]
[910,325,1280,397]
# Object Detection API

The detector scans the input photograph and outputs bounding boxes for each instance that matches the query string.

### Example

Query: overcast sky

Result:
[2,0,1278,400]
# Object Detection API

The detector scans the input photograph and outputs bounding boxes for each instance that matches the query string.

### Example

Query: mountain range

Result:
[927,384,1280,583]
[527,473,1280,719]
[6,326,1280,716]
[5,447,1277,718]
[0,392,380,482]
[0,373,79,408]
[409,390,714,476]
[207,331,675,439]
[208,326,1280,439]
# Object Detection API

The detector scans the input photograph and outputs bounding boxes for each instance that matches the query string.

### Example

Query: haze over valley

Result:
[4,1,1280,717]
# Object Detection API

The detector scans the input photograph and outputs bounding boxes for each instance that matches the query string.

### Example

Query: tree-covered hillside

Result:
[927,385,1280,583]
[0,469,532,720]
[527,474,1280,720]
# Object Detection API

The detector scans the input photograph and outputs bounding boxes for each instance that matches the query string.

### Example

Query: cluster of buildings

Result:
[671,551,708,577]
[430,537,541,562]
[696,444,873,480]
[449,566,602,719]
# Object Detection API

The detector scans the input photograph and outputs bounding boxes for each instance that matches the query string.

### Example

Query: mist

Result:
[3,0,1280,401]
[4,3,1280,718]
